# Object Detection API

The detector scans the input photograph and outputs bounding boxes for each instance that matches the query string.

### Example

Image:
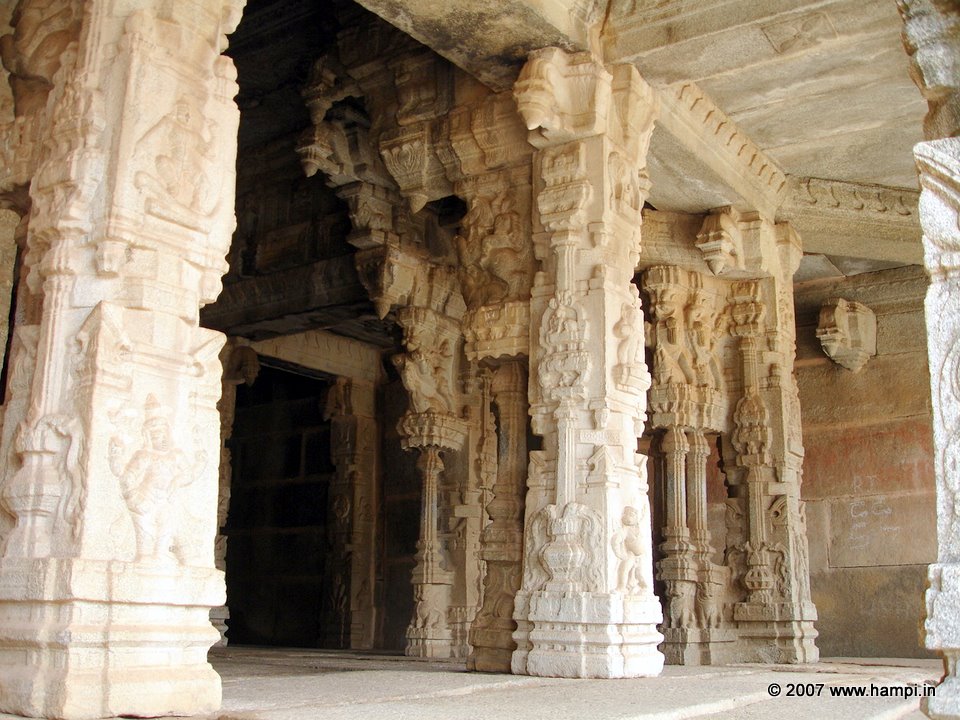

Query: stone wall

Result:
[794,265,934,658]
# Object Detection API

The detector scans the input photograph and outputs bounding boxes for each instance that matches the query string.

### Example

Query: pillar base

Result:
[469,616,517,672]
[661,627,738,665]
[0,558,224,720]
[405,628,454,658]
[512,591,664,678]
[733,601,819,663]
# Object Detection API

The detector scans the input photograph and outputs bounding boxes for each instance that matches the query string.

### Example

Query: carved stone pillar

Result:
[898,2,960,717]
[644,264,731,664]
[394,306,469,658]
[469,361,527,671]
[728,268,818,663]
[0,0,244,716]
[323,375,379,650]
[511,48,663,678]
[212,343,260,645]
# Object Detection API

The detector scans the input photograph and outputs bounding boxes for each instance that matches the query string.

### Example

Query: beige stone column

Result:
[395,306,469,658]
[511,48,663,678]
[897,2,960,717]
[0,0,244,716]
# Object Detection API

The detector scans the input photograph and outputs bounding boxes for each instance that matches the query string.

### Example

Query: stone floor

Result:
[200,647,942,719]
[1,647,943,719]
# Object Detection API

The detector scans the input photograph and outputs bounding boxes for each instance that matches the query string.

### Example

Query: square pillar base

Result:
[0,558,224,720]
[514,591,664,678]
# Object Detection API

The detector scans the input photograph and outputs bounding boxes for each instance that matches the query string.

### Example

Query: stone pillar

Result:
[0,0,244,715]
[644,264,731,664]
[727,262,818,663]
[897,2,960,717]
[323,375,380,650]
[469,361,527,671]
[212,343,260,645]
[395,306,469,658]
[511,48,663,679]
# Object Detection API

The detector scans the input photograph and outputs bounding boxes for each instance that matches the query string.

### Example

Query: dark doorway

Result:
[225,363,339,647]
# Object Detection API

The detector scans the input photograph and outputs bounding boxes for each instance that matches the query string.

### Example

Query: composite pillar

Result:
[511,48,663,678]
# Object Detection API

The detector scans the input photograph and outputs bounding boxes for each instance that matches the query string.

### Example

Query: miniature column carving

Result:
[0,0,244,716]
[511,47,664,679]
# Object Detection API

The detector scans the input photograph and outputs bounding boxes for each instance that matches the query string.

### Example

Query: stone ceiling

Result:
[232,0,926,281]
[354,0,926,282]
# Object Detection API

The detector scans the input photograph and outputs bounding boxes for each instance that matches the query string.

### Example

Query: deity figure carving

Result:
[685,290,724,389]
[651,287,695,387]
[394,344,455,415]
[612,505,651,593]
[110,395,191,563]
[134,95,219,224]
[614,300,644,368]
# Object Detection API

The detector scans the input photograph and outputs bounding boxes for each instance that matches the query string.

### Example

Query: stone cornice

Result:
[780,176,922,264]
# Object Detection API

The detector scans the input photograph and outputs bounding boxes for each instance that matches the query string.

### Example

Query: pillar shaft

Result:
[0,0,243,716]
[511,48,663,679]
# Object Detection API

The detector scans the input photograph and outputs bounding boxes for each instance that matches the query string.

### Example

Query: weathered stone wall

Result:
[794,265,934,658]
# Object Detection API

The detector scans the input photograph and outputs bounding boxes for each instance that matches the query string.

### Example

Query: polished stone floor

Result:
[0,647,942,719]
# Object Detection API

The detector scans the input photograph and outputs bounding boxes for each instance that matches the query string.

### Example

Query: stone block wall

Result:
[794,265,934,658]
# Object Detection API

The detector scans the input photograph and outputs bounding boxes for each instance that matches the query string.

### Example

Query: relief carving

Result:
[612,505,651,593]
[456,177,533,309]
[110,395,191,563]
[134,95,221,230]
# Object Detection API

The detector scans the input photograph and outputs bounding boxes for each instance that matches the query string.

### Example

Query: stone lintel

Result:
[250,328,385,391]
[650,83,787,219]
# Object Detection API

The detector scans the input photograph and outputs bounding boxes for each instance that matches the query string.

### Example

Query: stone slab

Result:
[811,566,933,659]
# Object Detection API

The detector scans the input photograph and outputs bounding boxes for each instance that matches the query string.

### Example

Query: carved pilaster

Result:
[644,262,734,664]
[0,0,244,716]
[511,48,663,679]
[210,343,260,645]
[469,361,527,671]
